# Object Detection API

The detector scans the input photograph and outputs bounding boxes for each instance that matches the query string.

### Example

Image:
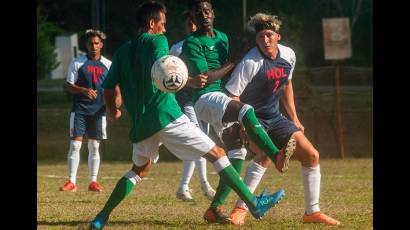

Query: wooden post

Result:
[335,63,345,158]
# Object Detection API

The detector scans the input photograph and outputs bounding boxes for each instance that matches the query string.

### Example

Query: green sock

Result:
[99,177,135,217]
[242,108,279,162]
[210,158,244,208]
[215,164,256,210]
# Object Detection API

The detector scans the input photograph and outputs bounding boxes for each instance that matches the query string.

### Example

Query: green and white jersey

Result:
[181,29,229,102]
[102,33,183,143]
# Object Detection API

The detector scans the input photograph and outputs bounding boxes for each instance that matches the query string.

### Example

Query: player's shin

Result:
[99,170,142,217]
[212,156,257,210]
[240,106,279,162]
[210,157,244,208]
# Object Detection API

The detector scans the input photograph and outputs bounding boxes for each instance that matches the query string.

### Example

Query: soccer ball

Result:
[151,55,188,92]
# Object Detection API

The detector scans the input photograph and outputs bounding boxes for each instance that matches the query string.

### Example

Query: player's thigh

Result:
[70,112,87,138]
[87,113,107,140]
[267,115,299,149]
[132,133,161,167]
[159,115,215,161]
[292,131,319,165]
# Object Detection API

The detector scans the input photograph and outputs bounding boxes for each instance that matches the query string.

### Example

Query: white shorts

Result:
[194,92,236,138]
[132,114,215,166]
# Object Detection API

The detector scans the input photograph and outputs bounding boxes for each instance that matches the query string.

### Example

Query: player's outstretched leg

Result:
[90,162,150,230]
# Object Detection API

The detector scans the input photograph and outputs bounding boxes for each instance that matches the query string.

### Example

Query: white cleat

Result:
[201,183,216,200]
[176,187,194,202]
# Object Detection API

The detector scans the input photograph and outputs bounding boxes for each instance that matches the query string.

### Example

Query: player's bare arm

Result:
[104,88,121,122]
[205,62,235,83]
[65,82,97,99]
[281,80,304,132]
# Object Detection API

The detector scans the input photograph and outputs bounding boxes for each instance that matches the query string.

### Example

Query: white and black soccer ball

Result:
[151,55,188,92]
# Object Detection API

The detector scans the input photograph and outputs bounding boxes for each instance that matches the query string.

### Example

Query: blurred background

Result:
[37,0,373,162]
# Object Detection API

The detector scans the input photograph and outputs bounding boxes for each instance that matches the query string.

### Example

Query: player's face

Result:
[152,11,166,34]
[184,19,197,35]
[192,2,214,31]
[86,36,103,58]
[256,29,281,58]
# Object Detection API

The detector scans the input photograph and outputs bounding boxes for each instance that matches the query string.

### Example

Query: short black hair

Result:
[135,1,167,29]
[188,0,211,9]
[183,10,193,21]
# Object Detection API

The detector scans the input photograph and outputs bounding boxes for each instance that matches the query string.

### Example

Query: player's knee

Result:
[69,140,82,153]
[305,149,319,166]
[238,104,254,122]
[88,139,100,154]
[131,160,151,178]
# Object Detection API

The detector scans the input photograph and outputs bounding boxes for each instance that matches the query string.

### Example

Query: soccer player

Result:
[181,0,295,223]
[60,29,114,193]
[170,11,216,202]
[89,2,286,229]
[224,13,341,226]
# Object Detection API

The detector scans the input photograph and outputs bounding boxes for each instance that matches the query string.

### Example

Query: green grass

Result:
[37,158,373,229]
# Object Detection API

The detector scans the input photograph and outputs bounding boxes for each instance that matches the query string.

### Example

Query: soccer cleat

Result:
[203,206,231,224]
[229,207,248,225]
[275,138,296,173]
[201,183,216,200]
[303,211,341,226]
[176,187,194,202]
[249,188,285,219]
[88,181,103,192]
[59,180,77,192]
[90,214,109,230]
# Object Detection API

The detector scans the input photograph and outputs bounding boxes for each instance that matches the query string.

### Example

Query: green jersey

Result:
[102,33,183,143]
[181,29,229,102]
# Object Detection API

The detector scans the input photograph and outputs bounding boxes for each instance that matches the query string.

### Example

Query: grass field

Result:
[37,158,373,229]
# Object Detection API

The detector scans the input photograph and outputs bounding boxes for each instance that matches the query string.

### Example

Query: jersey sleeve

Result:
[181,38,208,77]
[225,48,263,96]
[288,49,296,80]
[102,52,120,89]
[66,59,78,85]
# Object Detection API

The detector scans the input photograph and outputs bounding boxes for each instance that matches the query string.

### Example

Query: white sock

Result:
[236,160,267,210]
[195,157,209,185]
[178,160,195,191]
[124,170,142,185]
[88,139,101,182]
[212,156,230,173]
[302,165,321,215]
[67,140,82,184]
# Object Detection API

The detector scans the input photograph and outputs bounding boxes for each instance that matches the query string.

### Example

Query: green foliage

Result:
[37,7,62,80]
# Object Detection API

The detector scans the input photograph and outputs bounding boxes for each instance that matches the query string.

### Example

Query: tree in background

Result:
[37,7,62,80]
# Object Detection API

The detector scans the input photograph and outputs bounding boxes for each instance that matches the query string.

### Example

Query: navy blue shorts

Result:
[264,115,300,149]
[69,112,107,139]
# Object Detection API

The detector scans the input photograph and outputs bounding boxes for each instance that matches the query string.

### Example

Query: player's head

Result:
[183,11,197,35]
[248,13,282,57]
[188,0,214,32]
[85,29,106,58]
[136,1,167,34]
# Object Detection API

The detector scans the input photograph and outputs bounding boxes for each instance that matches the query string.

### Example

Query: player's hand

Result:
[83,88,97,99]
[294,119,305,133]
[187,74,208,88]
[107,108,121,123]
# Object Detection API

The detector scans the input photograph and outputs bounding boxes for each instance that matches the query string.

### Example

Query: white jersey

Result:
[170,40,185,57]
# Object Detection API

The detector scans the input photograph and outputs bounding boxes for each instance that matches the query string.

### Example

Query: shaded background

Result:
[37,0,373,161]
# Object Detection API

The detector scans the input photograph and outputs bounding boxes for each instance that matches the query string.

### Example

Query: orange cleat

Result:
[59,180,77,192]
[203,206,231,224]
[229,207,248,225]
[275,138,296,173]
[88,181,103,192]
[303,211,341,226]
